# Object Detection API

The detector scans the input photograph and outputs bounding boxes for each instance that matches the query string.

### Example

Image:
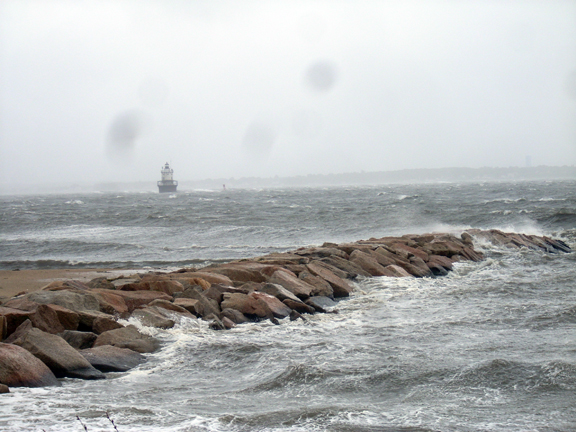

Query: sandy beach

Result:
[0,268,142,299]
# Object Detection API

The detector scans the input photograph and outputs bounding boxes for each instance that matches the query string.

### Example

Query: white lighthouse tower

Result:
[157,162,178,193]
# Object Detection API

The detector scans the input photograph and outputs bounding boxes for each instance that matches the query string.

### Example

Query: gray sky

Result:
[1,0,575,188]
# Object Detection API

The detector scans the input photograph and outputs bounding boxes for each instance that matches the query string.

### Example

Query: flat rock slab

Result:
[81,345,145,372]
[0,342,60,387]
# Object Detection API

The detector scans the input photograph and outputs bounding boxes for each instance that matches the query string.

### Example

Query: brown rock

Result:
[148,299,195,318]
[169,271,233,286]
[11,328,104,380]
[91,289,171,313]
[87,277,116,290]
[381,265,413,277]
[220,293,274,320]
[0,342,60,387]
[283,298,315,314]
[320,256,371,278]
[0,315,6,341]
[202,263,269,284]
[306,262,354,297]
[203,284,251,304]
[349,250,389,276]
[0,306,33,337]
[0,383,8,393]
[89,290,129,317]
[174,287,220,318]
[389,243,429,261]
[250,292,292,319]
[76,310,119,333]
[221,316,236,329]
[268,270,313,300]
[298,271,334,297]
[173,298,204,317]
[220,308,250,324]
[335,243,374,255]
[29,304,66,334]
[371,247,406,267]
[92,316,124,334]
[258,283,304,303]
[294,247,350,260]
[94,325,160,353]
[427,255,454,270]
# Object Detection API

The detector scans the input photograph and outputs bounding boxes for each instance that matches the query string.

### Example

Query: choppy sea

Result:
[1,181,575,432]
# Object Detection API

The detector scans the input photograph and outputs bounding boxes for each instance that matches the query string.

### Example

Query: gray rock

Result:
[59,330,98,350]
[94,325,160,353]
[80,345,145,372]
[305,296,338,313]
[11,328,104,380]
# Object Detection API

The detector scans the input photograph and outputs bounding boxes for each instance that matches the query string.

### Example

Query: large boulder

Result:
[202,263,269,284]
[298,271,334,297]
[27,290,100,313]
[0,307,33,337]
[94,325,160,353]
[76,310,122,334]
[0,342,60,387]
[88,290,129,317]
[306,262,354,298]
[11,328,104,380]
[120,279,185,296]
[381,265,413,277]
[249,292,292,319]
[131,307,176,329]
[349,250,388,276]
[257,283,303,303]
[220,308,250,324]
[220,293,274,320]
[174,287,220,318]
[268,270,313,300]
[81,345,145,372]
[173,298,204,317]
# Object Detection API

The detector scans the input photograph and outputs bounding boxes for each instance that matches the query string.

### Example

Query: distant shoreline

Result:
[1,165,574,195]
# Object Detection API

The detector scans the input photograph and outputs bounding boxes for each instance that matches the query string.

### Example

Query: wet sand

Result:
[0,269,141,299]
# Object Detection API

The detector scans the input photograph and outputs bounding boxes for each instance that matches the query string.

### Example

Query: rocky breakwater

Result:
[0,229,571,392]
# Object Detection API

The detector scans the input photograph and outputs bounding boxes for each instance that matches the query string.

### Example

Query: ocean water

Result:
[1,180,575,432]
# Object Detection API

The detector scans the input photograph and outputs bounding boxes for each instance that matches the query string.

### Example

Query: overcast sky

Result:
[1,1,575,189]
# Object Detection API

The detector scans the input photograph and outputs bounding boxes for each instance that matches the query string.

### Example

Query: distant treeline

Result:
[184,165,576,190]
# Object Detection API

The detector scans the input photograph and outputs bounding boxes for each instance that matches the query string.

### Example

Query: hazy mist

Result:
[1,1,575,191]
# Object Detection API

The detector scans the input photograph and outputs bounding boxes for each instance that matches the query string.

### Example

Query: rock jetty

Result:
[0,229,571,390]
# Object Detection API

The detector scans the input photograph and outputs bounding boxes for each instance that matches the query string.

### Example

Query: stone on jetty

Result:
[81,345,145,372]
[268,270,313,299]
[0,342,61,387]
[59,330,98,350]
[94,325,160,353]
[10,327,104,380]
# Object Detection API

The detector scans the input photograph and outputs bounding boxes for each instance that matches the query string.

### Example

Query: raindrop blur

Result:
[106,110,148,158]
[242,121,276,157]
[304,60,338,92]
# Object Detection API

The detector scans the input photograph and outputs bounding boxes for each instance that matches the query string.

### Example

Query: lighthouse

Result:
[157,162,178,193]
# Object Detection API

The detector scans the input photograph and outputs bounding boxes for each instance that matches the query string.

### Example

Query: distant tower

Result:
[157,162,178,193]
